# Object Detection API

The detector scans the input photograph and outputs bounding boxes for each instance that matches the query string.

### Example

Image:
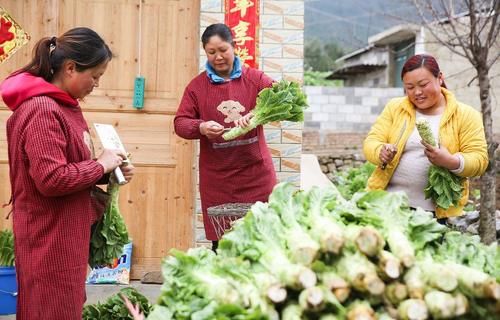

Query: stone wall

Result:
[317,153,366,181]
[196,0,305,248]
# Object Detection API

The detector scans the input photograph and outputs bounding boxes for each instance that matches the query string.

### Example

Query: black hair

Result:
[18,27,112,82]
[201,23,234,48]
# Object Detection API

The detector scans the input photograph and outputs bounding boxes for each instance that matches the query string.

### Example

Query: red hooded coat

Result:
[1,72,105,320]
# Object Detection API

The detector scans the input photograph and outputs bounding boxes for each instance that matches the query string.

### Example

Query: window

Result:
[393,39,415,87]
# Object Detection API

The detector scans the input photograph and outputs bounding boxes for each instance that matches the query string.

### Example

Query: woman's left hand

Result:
[234,113,253,128]
[121,162,135,182]
[421,141,460,170]
[122,295,145,320]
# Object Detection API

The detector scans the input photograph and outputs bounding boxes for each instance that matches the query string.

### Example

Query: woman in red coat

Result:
[175,23,277,250]
[1,27,134,320]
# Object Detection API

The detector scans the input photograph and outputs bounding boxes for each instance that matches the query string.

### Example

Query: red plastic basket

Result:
[207,203,252,239]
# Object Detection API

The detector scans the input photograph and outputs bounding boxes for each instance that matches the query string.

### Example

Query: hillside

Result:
[305,0,417,51]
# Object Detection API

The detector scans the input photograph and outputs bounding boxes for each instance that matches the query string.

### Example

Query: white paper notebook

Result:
[93,123,128,184]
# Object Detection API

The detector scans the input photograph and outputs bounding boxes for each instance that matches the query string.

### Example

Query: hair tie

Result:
[48,36,57,75]
[49,36,57,55]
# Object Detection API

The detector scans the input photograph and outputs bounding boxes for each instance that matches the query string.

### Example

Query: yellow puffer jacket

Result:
[363,88,488,218]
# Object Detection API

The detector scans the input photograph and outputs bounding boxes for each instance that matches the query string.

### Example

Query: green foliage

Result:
[464,188,480,212]
[157,248,272,319]
[153,184,499,319]
[89,176,130,268]
[304,71,343,86]
[0,229,14,267]
[82,287,151,320]
[430,231,499,282]
[305,38,344,72]
[424,165,464,210]
[331,162,376,200]
[222,80,309,140]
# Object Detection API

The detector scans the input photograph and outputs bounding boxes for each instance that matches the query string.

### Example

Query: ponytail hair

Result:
[401,54,447,88]
[18,27,112,82]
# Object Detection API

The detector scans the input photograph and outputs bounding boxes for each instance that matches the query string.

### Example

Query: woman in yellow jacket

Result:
[363,54,488,220]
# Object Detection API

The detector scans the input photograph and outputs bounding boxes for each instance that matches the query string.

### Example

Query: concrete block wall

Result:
[196,0,304,247]
[303,86,403,156]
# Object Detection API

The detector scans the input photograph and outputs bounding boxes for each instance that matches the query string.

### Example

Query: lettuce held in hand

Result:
[222,80,308,141]
[415,118,464,209]
[89,175,130,268]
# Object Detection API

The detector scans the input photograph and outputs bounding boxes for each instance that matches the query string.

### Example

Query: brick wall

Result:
[303,131,366,156]
[196,0,304,247]
[302,86,403,156]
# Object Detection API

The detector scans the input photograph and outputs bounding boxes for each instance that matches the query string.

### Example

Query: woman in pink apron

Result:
[174,23,277,250]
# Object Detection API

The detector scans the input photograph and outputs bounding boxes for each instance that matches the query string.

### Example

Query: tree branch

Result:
[412,0,473,61]
[465,0,483,64]
[487,50,500,70]
[485,0,500,48]
[467,74,479,86]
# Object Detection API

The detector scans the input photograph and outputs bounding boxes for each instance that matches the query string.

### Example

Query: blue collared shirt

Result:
[205,56,242,83]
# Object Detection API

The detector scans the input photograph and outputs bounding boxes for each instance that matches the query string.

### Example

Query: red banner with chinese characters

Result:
[224,0,259,69]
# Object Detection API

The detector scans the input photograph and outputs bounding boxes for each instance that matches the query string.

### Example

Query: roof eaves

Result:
[335,44,375,63]
[327,63,387,79]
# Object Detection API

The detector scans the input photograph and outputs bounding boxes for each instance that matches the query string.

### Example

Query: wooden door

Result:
[0,0,199,279]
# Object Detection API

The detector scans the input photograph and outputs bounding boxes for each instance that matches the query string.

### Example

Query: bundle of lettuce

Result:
[147,183,499,320]
[332,162,376,200]
[83,287,151,320]
[89,174,130,268]
[0,229,15,266]
[415,118,465,209]
[222,80,308,141]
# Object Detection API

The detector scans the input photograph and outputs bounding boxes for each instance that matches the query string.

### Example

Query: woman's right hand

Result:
[379,144,397,165]
[96,149,126,173]
[200,121,224,139]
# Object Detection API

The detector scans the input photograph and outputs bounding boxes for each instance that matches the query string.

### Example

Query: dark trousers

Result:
[436,217,448,225]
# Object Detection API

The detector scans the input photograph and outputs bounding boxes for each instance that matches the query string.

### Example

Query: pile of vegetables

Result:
[222,80,308,141]
[0,229,14,267]
[83,287,151,320]
[331,162,376,199]
[89,174,130,268]
[415,118,464,210]
[147,183,499,320]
